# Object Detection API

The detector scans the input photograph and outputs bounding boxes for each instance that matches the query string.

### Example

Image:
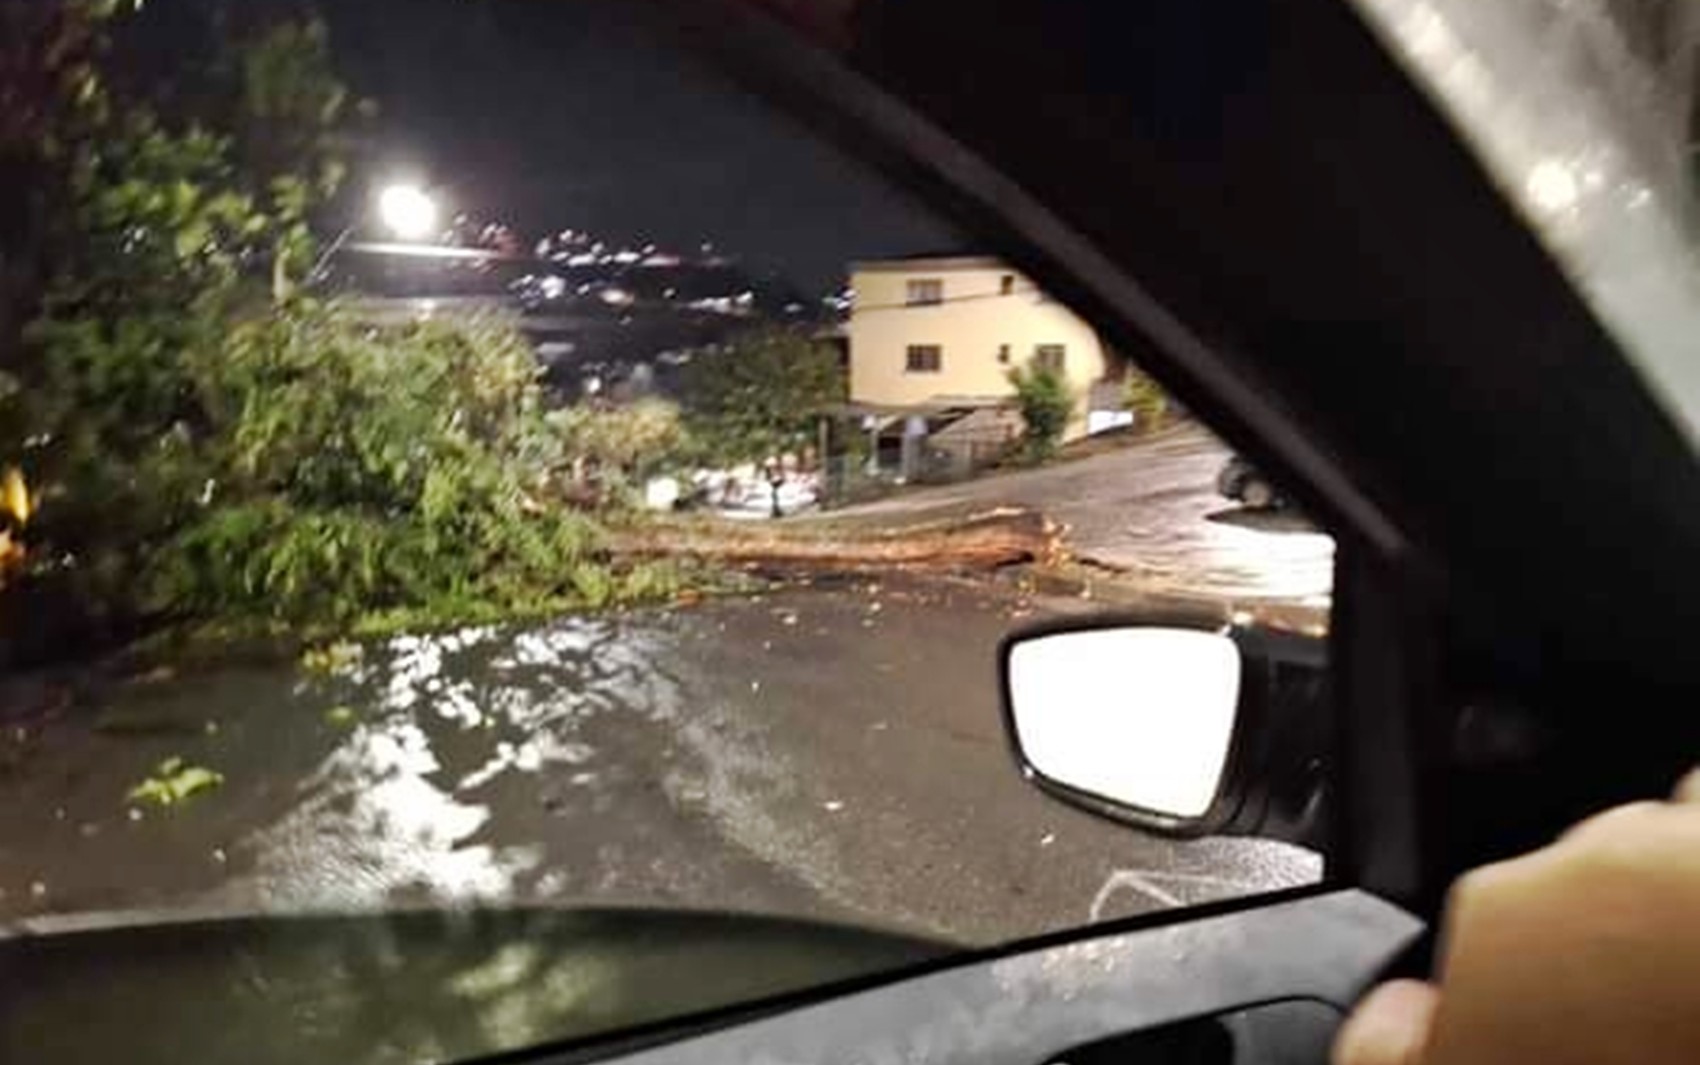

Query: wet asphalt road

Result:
[837,424,1336,612]
[0,578,1317,944]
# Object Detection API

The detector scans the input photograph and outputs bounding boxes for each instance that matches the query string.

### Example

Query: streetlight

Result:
[377,183,439,241]
[306,181,444,288]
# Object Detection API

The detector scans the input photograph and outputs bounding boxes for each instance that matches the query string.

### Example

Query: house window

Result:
[1000,274,1015,296]
[997,343,1012,364]
[906,278,943,306]
[906,344,943,373]
[1035,344,1067,372]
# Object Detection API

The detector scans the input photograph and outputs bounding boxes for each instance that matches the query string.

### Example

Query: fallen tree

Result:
[615,505,1066,571]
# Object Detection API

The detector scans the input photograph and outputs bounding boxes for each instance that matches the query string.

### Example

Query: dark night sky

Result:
[317,0,962,294]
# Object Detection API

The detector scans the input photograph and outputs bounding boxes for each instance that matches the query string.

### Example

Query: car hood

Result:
[0,906,947,1065]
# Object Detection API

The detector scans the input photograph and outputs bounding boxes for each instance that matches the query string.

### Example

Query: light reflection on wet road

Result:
[0,579,1318,944]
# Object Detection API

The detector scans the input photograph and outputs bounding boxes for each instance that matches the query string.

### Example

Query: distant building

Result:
[843,255,1126,475]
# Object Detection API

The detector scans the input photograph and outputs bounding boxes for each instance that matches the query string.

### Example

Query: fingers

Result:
[1672,767,1700,805]
[1333,980,1440,1065]
[1334,768,1700,1065]
[1558,799,1666,845]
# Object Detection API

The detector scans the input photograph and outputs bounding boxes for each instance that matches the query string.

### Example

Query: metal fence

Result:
[818,439,1012,507]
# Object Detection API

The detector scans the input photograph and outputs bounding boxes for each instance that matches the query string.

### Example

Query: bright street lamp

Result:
[377,184,439,241]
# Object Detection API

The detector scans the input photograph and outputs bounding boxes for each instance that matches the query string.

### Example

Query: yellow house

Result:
[847,255,1121,444]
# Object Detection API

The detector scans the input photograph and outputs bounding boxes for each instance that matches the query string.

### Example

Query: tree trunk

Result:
[614,505,1065,570]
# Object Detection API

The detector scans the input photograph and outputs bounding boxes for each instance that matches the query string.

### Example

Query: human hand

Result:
[1333,769,1700,1065]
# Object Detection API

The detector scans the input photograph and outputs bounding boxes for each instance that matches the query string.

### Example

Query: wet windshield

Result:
[0,1,1328,1060]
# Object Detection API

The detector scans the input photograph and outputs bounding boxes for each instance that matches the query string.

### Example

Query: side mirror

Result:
[1000,617,1330,841]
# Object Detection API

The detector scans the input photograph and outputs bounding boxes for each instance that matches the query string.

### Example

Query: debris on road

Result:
[126,757,225,808]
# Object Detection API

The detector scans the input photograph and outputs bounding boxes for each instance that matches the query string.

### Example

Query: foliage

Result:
[18,298,538,615]
[127,756,224,808]
[136,306,604,624]
[679,327,845,464]
[2,2,357,349]
[0,1,140,159]
[570,563,619,610]
[12,292,710,631]
[617,560,690,602]
[60,125,259,306]
[3,5,365,594]
[547,398,688,497]
[301,639,364,676]
[334,558,696,636]
[1122,369,1171,432]
[0,4,708,652]
[229,17,359,300]
[0,5,694,640]
[1008,361,1074,461]
[0,0,140,377]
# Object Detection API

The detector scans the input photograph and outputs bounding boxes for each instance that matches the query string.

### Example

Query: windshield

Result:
[0,1,1332,1060]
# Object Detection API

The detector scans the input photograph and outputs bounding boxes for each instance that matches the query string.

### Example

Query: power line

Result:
[847,286,1050,314]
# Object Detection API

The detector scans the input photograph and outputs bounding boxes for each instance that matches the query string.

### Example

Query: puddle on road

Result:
[1,613,816,922]
[203,616,722,914]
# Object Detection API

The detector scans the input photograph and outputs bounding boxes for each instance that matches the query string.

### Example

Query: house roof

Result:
[819,396,1011,419]
[849,253,1007,273]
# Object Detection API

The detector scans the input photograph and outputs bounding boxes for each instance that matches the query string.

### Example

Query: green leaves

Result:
[236,15,359,239]
[570,564,617,610]
[1008,362,1074,462]
[126,756,224,808]
[1122,370,1170,432]
[12,4,361,328]
[4,7,689,641]
[121,304,612,625]
[679,327,846,464]
[301,641,364,676]
[269,175,310,222]
[19,286,622,630]
[61,115,271,304]
[546,398,687,501]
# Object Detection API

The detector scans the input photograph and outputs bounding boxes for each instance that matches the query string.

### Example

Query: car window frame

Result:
[659,0,1700,912]
[658,0,1439,907]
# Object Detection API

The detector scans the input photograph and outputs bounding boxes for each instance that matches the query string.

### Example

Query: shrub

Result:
[1122,370,1171,432]
[16,300,608,626]
[546,398,688,501]
[679,327,844,465]
[1008,362,1074,461]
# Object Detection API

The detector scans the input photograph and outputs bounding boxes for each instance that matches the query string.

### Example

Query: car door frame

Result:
[487,2,1699,1060]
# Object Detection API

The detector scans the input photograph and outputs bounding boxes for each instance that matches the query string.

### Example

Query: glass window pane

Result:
[0,2,1338,1057]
